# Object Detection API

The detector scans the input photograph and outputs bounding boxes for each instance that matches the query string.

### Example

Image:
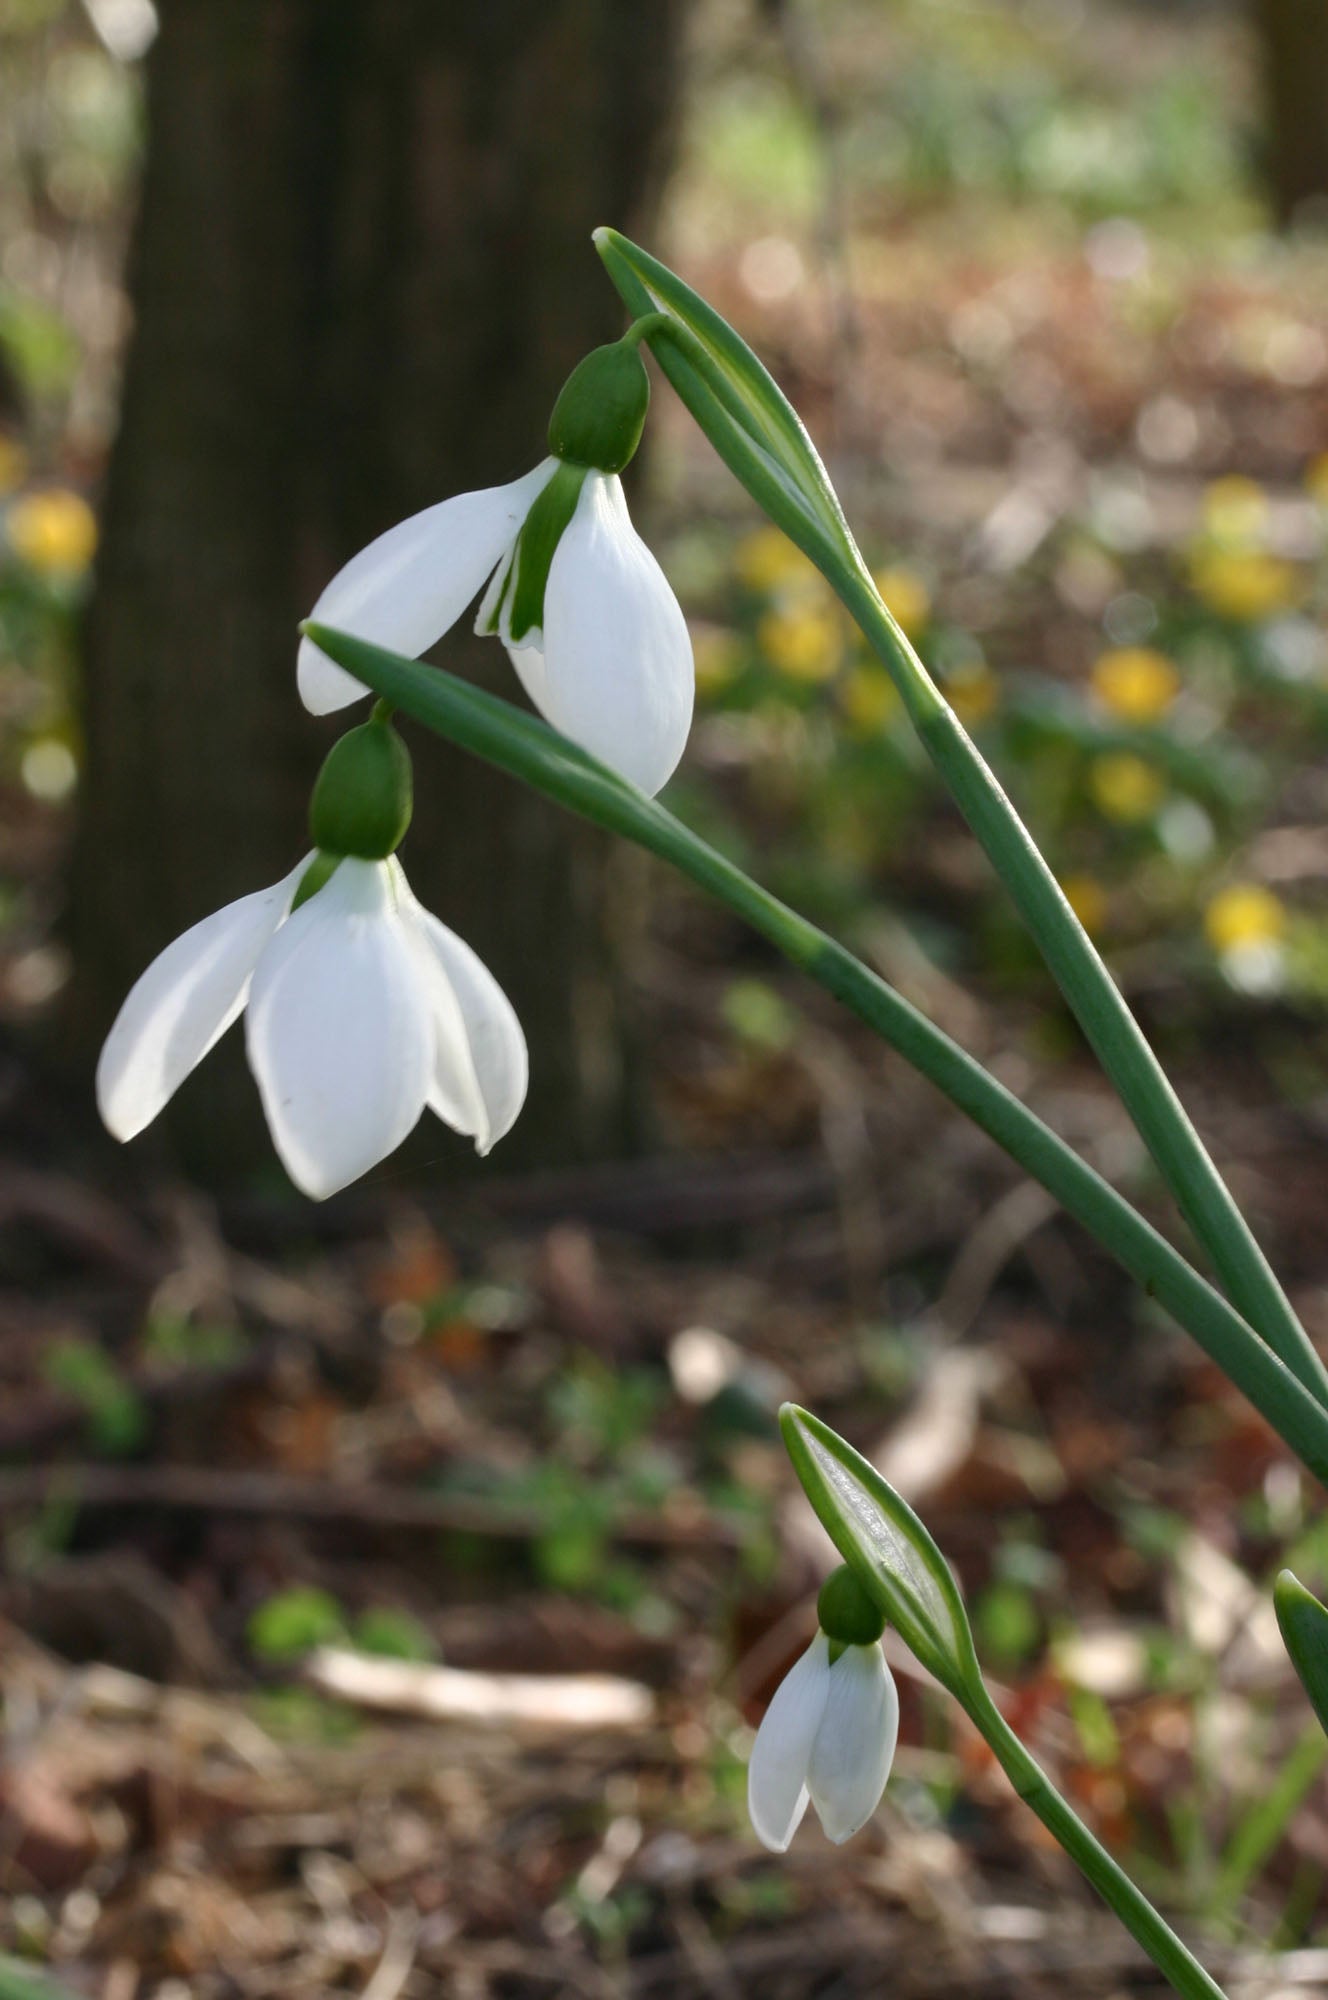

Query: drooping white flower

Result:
[297,333,696,798]
[299,458,694,797]
[97,854,527,1200]
[747,1631,899,1852]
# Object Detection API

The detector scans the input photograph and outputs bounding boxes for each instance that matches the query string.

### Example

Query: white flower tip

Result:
[280,1155,343,1202]
[95,1065,141,1145]
[297,632,368,715]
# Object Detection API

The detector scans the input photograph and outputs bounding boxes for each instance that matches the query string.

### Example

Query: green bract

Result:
[780,1405,981,1700]
[593,226,862,592]
[548,336,652,474]
[308,715,412,859]
[1275,1570,1328,1736]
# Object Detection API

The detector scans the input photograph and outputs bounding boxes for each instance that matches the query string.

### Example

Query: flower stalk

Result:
[299,624,1328,1485]
[594,226,1328,1413]
[963,1686,1228,2000]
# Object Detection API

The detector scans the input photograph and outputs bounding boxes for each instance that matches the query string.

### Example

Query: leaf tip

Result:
[778,1401,809,1447]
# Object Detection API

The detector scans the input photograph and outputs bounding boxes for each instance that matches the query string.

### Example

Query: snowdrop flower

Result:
[96,717,526,1199]
[748,1565,899,1852]
[298,331,694,797]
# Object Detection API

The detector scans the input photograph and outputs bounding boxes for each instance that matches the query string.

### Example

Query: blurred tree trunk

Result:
[68,0,683,1184]
[1253,0,1328,225]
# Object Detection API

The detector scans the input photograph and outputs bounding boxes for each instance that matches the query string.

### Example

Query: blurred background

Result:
[4,0,1328,1993]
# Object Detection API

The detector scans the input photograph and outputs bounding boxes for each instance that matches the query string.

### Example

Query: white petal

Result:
[506,634,548,710]
[298,460,557,714]
[402,885,528,1153]
[806,1643,899,1846]
[96,860,306,1141]
[537,472,694,796]
[747,1633,832,1853]
[244,859,434,1198]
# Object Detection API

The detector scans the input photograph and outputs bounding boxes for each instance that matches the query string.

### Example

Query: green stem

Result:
[835,565,1328,1410]
[966,1687,1229,2000]
[300,624,1328,1484]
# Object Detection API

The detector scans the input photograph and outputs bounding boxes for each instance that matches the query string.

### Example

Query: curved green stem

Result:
[592,237,1322,1404]
[834,563,1328,1410]
[965,1686,1228,2000]
[301,623,1328,1484]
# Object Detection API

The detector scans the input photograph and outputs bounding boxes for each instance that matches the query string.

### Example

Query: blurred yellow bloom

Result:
[1204,884,1287,954]
[841,665,899,733]
[1060,873,1109,938]
[1201,475,1269,547]
[1090,646,1180,724]
[945,660,999,726]
[8,488,98,576]
[1305,453,1328,508]
[1190,547,1303,622]
[0,435,29,497]
[874,565,931,639]
[1089,753,1164,822]
[693,625,743,699]
[758,604,842,683]
[735,524,817,594]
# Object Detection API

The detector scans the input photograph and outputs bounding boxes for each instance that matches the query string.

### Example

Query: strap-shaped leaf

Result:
[1275,1570,1328,1737]
[780,1404,981,1699]
[593,226,859,576]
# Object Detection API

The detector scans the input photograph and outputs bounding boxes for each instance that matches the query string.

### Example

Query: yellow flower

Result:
[1305,453,1328,508]
[945,660,999,726]
[1060,873,1109,938]
[693,625,743,699]
[841,665,899,733]
[0,434,29,498]
[1204,884,1287,954]
[874,565,931,639]
[1089,753,1164,823]
[1090,646,1180,725]
[1190,547,1303,622]
[758,604,842,683]
[1201,475,1269,547]
[8,488,98,576]
[735,524,817,594]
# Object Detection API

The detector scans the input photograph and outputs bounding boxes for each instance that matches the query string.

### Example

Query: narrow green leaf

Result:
[0,1962,82,2000]
[593,226,858,574]
[1212,1720,1328,1909]
[1275,1570,1328,1736]
[298,623,1328,1490]
[779,1404,981,1697]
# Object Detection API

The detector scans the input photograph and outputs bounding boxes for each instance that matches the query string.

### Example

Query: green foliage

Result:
[0,1961,82,2000]
[139,1313,247,1372]
[43,1336,146,1455]
[350,1607,437,1662]
[1275,1571,1328,1737]
[247,1585,347,1663]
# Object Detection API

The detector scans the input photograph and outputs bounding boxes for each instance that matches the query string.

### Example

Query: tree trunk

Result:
[67,0,683,1184]
[1253,0,1328,226]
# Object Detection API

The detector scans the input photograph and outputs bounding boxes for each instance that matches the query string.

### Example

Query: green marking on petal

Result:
[506,460,589,645]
